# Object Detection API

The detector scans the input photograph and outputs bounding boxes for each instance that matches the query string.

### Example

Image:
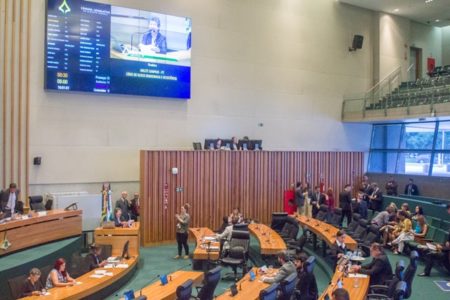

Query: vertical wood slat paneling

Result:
[140,151,364,245]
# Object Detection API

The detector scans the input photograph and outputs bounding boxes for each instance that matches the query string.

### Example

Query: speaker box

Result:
[352,35,364,49]
[33,157,41,165]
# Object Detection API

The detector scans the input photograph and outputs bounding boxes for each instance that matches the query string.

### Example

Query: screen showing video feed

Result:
[45,0,191,99]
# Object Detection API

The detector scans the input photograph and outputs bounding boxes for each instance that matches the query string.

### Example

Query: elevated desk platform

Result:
[134,270,204,300]
[0,209,82,256]
[94,222,140,256]
[248,223,286,255]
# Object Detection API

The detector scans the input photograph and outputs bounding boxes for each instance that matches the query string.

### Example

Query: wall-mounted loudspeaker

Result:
[33,157,42,165]
[349,35,364,51]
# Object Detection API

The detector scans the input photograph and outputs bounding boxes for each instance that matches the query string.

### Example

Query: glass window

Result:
[368,151,398,173]
[400,123,435,150]
[435,122,450,150]
[431,152,450,177]
[396,152,431,175]
[371,124,402,149]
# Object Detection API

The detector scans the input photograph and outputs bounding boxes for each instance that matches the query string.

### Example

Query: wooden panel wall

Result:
[140,151,364,245]
[0,0,31,197]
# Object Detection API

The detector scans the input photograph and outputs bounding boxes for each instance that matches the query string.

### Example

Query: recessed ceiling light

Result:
[435,19,440,22]
[425,0,433,4]
[393,8,399,12]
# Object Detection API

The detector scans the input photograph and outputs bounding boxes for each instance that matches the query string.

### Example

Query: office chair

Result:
[358,225,381,256]
[349,219,369,240]
[271,212,288,232]
[193,142,202,150]
[287,231,307,254]
[315,205,328,221]
[221,230,250,281]
[259,282,280,300]
[279,272,297,299]
[29,195,45,211]
[8,274,27,299]
[233,223,249,231]
[401,251,419,299]
[45,199,53,210]
[346,213,361,234]
[328,208,342,227]
[40,264,53,287]
[194,266,222,300]
[176,279,193,300]
[70,252,90,278]
[367,260,405,300]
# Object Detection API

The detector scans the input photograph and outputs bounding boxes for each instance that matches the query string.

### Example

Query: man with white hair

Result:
[115,191,130,221]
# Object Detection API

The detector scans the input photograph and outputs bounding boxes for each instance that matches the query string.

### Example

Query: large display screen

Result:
[45,0,191,99]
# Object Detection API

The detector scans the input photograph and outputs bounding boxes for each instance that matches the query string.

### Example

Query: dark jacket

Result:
[360,254,393,286]
[141,31,167,54]
[87,253,104,271]
[329,241,348,266]
[21,278,44,298]
[354,200,368,219]
[296,269,318,300]
[339,191,352,211]
[310,192,326,217]
[0,188,21,213]
[369,190,383,211]
[404,184,419,196]
[115,198,130,221]
[295,187,305,207]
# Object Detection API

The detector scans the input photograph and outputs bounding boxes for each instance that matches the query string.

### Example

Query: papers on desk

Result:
[348,273,368,278]
[202,236,217,242]
[90,274,104,279]
[104,264,114,269]
[95,270,107,275]
[76,281,82,285]
[116,264,129,268]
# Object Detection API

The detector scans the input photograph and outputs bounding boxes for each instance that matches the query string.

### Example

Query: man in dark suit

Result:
[353,192,368,219]
[339,184,352,227]
[0,183,21,215]
[311,186,325,218]
[368,183,383,214]
[115,191,130,221]
[404,178,419,196]
[329,230,348,268]
[140,17,167,54]
[294,253,318,300]
[351,243,393,285]
[295,182,305,215]
[87,244,107,270]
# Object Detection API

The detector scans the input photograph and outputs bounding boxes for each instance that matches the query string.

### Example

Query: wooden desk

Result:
[20,256,139,300]
[293,215,357,251]
[189,227,220,260]
[319,269,370,300]
[94,222,140,256]
[216,267,271,300]
[0,209,82,256]
[135,270,203,300]
[248,223,287,255]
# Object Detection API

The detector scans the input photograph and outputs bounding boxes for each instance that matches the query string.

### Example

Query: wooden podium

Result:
[94,222,140,256]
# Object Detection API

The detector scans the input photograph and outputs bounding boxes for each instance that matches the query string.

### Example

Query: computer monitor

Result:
[250,140,263,150]
[204,139,216,150]
[121,240,130,259]
[222,139,232,149]
[192,142,202,150]
[238,140,250,151]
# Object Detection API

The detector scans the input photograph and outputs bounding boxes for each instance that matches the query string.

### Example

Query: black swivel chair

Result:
[346,213,361,234]
[315,205,328,221]
[259,282,280,300]
[8,274,27,299]
[70,252,90,278]
[29,195,45,211]
[271,212,288,232]
[195,266,222,300]
[221,230,250,281]
[287,231,307,254]
[328,208,342,227]
[358,225,381,256]
[40,264,53,288]
[45,199,53,210]
[349,219,369,240]
[233,223,249,231]
[401,251,419,299]
[176,279,194,300]
[279,272,297,299]
[367,260,405,300]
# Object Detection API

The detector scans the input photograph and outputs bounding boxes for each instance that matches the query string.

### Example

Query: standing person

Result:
[368,183,383,214]
[174,203,190,259]
[295,182,305,215]
[115,191,130,221]
[0,183,21,215]
[404,178,419,196]
[385,176,398,196]
[129,193,140,221]
[21,268,44,297]
[325,188,335,211]
[311,186,325,218]
[303,183,313,218]
[230,136,240,150]
[339,184,352,227]
[359,175,372,202]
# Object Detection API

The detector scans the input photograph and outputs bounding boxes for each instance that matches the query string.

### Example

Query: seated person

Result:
[294,253,318,300]
[353,192,368,219]
[400,203,412,219]
[228,208,244,225]
[371,206,394,229]
[412,215,428,242]
[113,208,130,227]
[87,243,108,270]
[230,136,240,150]
[216,217,238,251]
[381,211,401,246]
[329,230,348,267]
[412,205,424,221]
[46,258,76,289]
[351,243,393,285]
[21,268,44,297]
[419,204,450,277]
[391,210,413,254]
[139,17,167,54]
[262,251,296,283]
[332,288,350,300]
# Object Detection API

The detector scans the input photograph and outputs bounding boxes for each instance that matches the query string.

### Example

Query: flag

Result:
[100,183,113,223]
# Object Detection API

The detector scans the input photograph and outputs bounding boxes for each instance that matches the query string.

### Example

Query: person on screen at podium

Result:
[262,251,296,283]
[21,268,44,297]
[140,16,167,54]
[46,258,76,289]
[351,243,393,285]
[113,208,128,227]
[0,183,21,216]
[87,243,108,270]
[115,191,131,221]
[174,203,190,259]
[330,230,348,268]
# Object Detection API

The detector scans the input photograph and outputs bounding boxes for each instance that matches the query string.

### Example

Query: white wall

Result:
[28,0,374,195]
[377,13,442,81]
[443,26,450,66]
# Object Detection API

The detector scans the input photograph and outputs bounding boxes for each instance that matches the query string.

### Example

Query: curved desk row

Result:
[248,223,286,255]
[0,210,82,256]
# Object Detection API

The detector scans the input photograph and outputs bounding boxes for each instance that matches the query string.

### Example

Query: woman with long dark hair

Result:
[174,203,191,259]
[45,258,75,289]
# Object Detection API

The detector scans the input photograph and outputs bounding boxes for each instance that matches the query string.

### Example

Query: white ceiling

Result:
[340,0,450,27]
